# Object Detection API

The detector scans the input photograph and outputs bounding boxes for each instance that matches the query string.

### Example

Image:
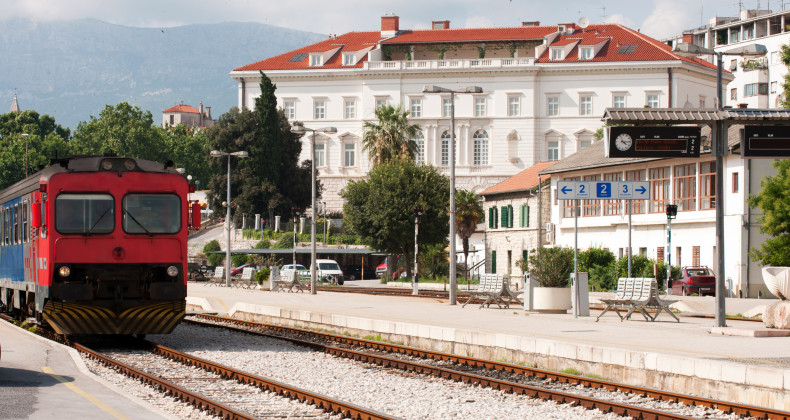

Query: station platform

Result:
[0,319,173,420]
[187,280,790,412]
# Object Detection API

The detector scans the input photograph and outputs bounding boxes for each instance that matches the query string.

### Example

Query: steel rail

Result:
[188,315,717,420]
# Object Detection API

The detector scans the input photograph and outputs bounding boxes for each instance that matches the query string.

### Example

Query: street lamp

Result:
[673,42,766,327]
[210,149,249,287]
[290,123,337,295]
[21,133,29,177]
[423,85,483,305]
[413,206,423,296]
[665,204,677,294]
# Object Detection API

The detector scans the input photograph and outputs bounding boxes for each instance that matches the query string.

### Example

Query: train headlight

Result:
[123,159,137,171]
[100,159,114,170]
[166,265,179,277]
[58,266,71,277]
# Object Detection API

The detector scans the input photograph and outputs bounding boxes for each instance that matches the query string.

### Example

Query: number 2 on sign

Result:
[579,184,585,194]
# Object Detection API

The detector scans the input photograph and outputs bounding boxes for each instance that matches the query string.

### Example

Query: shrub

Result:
[254,240,271,249]
[232,254,249,267]
[528,247,574,287]
[254,267,270,284]
[578,246,615,273]
[202,240,223,267]
[274,232,296,249]
[588,264,619,292]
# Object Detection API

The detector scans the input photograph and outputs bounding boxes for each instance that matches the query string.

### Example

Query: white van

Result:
[312,259,344,285]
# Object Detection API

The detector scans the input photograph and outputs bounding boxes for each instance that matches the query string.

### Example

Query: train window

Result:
[0,208,4,245]
[22,201,28,243]
[122,194,181,235]
[55,194,114,235]
[14,204,19,244]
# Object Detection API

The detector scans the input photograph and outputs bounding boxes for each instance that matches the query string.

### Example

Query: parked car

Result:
[342,265,376,280]
[375,256,405,279]
[230,263,259,276]
[281,264,310,279]
[312,259,344,285]
[670,267,716,296]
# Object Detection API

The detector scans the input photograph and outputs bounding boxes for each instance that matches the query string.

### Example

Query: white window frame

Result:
[579,46,593,60]
[472,130,489,166]
[613,94,626,108]
[646,93,659,108]
[283,99,295,120]
[548,140,560,161]
[410,98,422,117]
[474,97,486,117]
[413,131,425,164]
[442,98,452,117]
[550,47,564,61]
[315,143,326,167]
[309,54,323,66]
[699,96,706,108]
[344,99,356,119]
[507,95,520,117]
[771,81,778,94]
[547,95,559,116]
[375,96,389,109]
[343,143,355,167]
[313,99,326,119]
[441,131,452,166]
[342,53,356,66]
[579,95,593,116]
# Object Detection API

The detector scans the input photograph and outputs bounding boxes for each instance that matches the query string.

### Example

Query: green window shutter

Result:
[526,204,530,227]
[519,205,525,227]
[491,251,497,274]
[494,206,499,228]
[488,207,494,228]
[508,205,514,228]
[522,250,529,262]
[500,206,507,228]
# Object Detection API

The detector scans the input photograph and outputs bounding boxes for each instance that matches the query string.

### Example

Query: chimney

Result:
[199,100,204,114]
[522,21,540,27]
[432,20,450,29]
[381,14,399,36]
[682,32,693,44]
[738,103,748,109]
[205,106,212,119]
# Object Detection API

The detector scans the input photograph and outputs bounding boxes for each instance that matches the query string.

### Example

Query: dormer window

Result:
[550,48,564,61]
[343,53,356,66]
[310,54,323,66]
[580,46,594,60]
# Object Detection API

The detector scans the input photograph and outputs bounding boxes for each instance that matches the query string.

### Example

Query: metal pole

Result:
[628,199,632,277]
[311,130,317,294]
[449,91,457,305]
[573,199,579,318]
[225,155,232,287]
[293,213,297,269]
[413,215,419,295]
[714,51,727,328]
[667,215,671,293]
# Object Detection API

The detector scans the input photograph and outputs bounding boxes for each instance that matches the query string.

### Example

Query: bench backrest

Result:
[281,270,296,282]
[613,278,627,298]
[477,274,506,292]
[634,278,652,301]
[241,267,256,280]
[213,266,225,279]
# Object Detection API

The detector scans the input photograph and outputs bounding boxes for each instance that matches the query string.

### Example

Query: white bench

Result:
[463,274,522,309]
[596,277,678,322]
[208,266,225,286]
[272,270,308,293]
[235,267,257,289]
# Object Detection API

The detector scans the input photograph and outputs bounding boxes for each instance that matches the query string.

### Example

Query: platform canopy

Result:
[602,107,790,125]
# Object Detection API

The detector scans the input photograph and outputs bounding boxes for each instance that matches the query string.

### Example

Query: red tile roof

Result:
[481,161,556,195]
[234,22,719,72]
[163,104,200,113]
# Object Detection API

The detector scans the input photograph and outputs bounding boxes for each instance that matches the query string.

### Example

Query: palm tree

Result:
[455,189,484,289]
[362,104,421,165]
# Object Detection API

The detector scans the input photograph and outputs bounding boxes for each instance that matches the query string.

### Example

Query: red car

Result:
[670,267,716,296]
[231,263,259,276]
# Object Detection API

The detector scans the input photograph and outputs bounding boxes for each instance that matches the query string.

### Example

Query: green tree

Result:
[362,104,420,166]
[70,102,166,161]
[748,160,790,266]
[162,125,212,189]
[0,110,71,188]
[781,43,790,108]
[203,240,223,267]
[454,189,483,283]
[578,246,616,273]
[342,160,450,276]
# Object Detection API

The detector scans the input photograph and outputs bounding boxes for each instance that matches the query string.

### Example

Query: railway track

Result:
[190,314,786,419]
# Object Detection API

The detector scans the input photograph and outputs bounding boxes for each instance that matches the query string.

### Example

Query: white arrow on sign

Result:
[557,181,649,200]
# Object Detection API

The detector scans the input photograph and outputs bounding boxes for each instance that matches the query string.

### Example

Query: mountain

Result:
[0,18,324,131]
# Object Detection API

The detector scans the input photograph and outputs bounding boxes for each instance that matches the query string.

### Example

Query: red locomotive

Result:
[0,156,200,335]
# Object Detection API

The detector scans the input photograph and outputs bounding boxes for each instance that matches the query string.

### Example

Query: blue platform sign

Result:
[557,181,649,200]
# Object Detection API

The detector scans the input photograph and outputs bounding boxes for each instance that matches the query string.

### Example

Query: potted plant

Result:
[526,247,574,313]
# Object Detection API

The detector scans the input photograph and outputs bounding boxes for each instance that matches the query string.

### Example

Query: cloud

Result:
[142,88,173,97]
[640,0,692,39]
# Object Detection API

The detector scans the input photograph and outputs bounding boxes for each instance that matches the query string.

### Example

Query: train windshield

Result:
[55,194,114,235]
[122,194,181,235]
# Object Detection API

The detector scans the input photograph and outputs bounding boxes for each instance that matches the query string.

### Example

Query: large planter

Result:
[532,287,572,313]
[762,267,790,300]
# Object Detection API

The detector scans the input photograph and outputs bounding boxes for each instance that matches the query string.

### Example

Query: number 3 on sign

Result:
[622,184,628,193]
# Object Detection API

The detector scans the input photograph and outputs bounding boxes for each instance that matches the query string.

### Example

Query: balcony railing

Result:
[365,58,534,71]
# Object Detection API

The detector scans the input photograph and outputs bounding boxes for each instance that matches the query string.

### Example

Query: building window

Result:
[700,161,716,210]
[519,204,530,227]
[744,83,769,96]
[310,54,323,66]
[413,132,425,164]
[580,46,593,60]
[626,169,646,214]
[488,206,498,228]
[344,100,356,119]
[547,141,559,161]
[692,246,700,267]
[284,100,295,119]
[442,98,452,117]
[550,48,564,60]
[441,131,451,166]
[562,176,580,218]
[673,163,696,211]
[410,98,422,117]
[730,31,740,43]
[315,144,325,167]
[578,136,593,150]
[313,100,325,119]
[771,81,778,94]
[732,172,739,194]
[613,94,626,108]
[646,94,659,108]
[730,88,737,100]
[344,143,355,167]
[603,172,622,215]
[579,95,592,115]
[547,96,559,116]
[500,205,514,228]
[343,53,355,66]
[583,174,601,217]
[491,251,497,273]
[473,130,489,166]
[699,96,706,108]
[676,246,682,267]
[474,97,486,117]
[649,167,670,213]
[169,115,174,125]
[508,96,520,116]
[375,97,388,109]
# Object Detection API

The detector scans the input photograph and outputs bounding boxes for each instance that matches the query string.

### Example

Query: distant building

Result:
[10,91,20,112]
[663,8,790,108]
[162,101,215,128]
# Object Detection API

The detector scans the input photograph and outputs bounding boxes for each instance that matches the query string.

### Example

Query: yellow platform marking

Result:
[42,366,131,420]
[215,298,229,311]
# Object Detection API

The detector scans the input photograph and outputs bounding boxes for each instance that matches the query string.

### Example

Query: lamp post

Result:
[21,133,29,177]
[673,42,766,327]
[291,207,300,269]
[290,123,337,295]
[413,206,423,296]
[665,204,677,293]
[423,85,483,305]
[210,149,249,287]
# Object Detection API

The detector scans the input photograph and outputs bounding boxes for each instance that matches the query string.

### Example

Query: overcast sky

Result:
[1,0,774,40]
